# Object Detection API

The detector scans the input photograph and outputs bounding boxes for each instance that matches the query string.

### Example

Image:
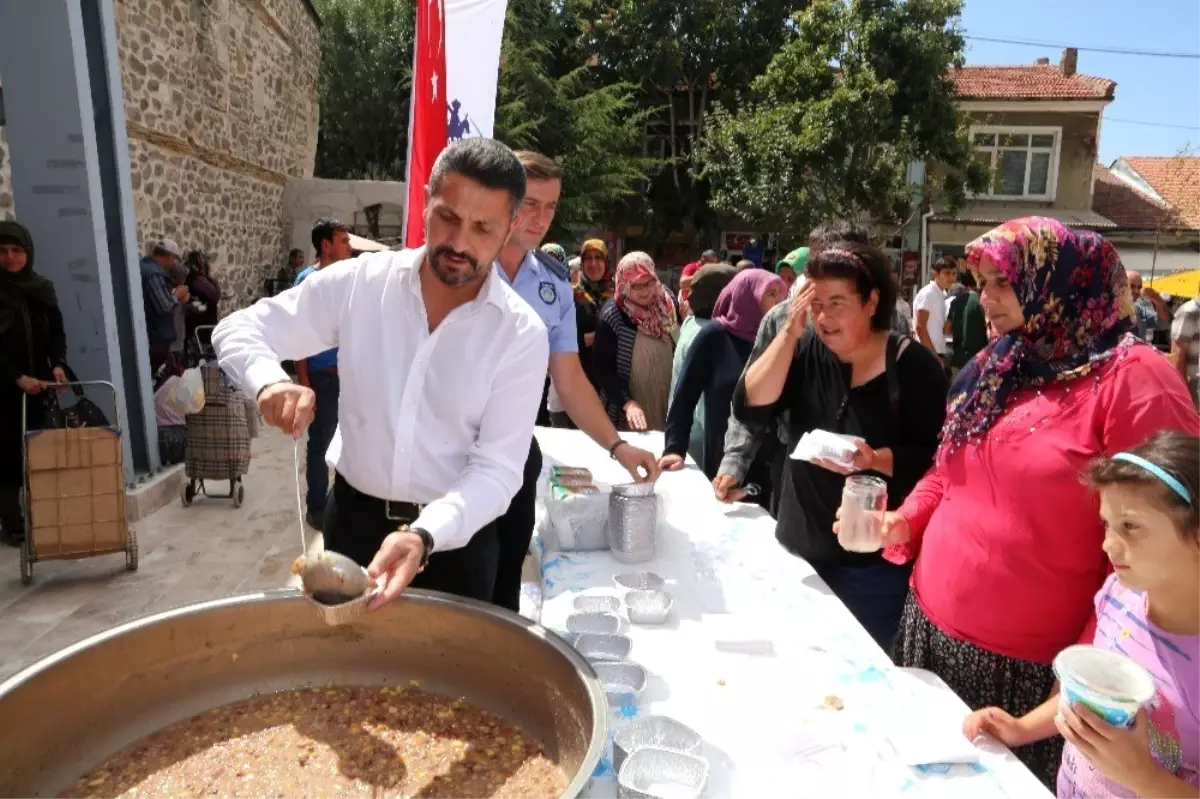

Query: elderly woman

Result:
[183,250,222,360]
[0,221,67,546]
[594,252,678,431]
[733,242,948,649]
[663,268,785,480]
[883,217,1199,787]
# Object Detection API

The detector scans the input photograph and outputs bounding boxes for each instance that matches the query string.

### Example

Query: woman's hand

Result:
[583,332,595,347]
[658,453,684,472]
[16,375,46,394]
[624,400,647,431]
[52,367,68,386]
[1056,705,1161,793]
[963,707,1034,748]
[880,512,911,547]
[785,283,815,340]
[813,440,878,476]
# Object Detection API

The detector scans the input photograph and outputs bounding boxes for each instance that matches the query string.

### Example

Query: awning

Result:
[931,206,1117,230]
[348,233,389,252]
[1147,269,1200,298]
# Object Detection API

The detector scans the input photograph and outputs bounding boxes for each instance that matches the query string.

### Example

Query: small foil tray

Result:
[566,612,622,635]
[617,746,709,799]
[613,715,703,774]
[624,589,673,625]
[592,661,646,700]
[614,571,665,592]
[573,594,622,614]
[575,633,633,662]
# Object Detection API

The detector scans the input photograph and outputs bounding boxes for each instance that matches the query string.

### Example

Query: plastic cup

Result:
[837,476,887,552]
[1053,645,1156,729]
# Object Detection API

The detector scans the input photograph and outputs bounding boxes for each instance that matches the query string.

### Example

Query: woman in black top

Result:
[184,251,222,359]
[733,243,947,650]
[573,239,613,390]
[0,221,67,545]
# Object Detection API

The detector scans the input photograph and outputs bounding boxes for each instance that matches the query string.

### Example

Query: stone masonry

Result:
[0,0,320,308]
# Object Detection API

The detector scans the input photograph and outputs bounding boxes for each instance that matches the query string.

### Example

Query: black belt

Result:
[335,472,425,523]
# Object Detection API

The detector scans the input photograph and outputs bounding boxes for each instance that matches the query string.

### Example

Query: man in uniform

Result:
[491,151,661,612]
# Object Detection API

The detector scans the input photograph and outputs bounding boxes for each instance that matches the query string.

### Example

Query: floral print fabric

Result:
[614,251,677,342]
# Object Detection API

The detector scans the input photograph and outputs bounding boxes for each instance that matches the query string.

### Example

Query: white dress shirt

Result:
[212,247,549,554]
[913,280,949,356]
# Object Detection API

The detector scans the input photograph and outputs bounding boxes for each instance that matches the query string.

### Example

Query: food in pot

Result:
[70,685,568,798]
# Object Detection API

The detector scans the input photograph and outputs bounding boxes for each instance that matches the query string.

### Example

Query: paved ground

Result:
[0,430,312,682]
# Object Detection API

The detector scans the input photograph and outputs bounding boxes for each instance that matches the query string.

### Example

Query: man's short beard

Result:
[427,245,485,287]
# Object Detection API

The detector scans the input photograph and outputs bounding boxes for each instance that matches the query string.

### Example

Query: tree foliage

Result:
[313,0,414,181]
[696,0,989,235]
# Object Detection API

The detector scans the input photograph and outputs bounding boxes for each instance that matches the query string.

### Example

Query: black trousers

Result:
[323,472,499,603]
[492,437,542,612]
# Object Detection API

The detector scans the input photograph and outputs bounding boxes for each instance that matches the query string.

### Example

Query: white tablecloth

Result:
[528,428,1051,798]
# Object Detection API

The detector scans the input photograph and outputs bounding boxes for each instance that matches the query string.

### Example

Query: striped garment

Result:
[1170,298,1199,408]
[1057,573,1199,798]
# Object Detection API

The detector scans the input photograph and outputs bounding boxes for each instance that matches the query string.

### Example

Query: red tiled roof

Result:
[951,66,1115,101]
[1121,156,1200,228]
[1092,164,1184,230]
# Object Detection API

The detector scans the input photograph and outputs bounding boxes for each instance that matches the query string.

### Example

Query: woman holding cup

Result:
[733,243,948,649]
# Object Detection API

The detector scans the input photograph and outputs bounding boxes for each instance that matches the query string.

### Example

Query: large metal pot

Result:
[0,589,607,798]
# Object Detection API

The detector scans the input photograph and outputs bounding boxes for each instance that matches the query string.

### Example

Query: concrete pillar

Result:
[0,0,160,480]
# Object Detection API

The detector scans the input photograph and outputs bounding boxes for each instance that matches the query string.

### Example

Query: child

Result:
[963,430,1199,798]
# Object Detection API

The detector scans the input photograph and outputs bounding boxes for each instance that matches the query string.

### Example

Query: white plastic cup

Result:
[1053,645,1156,729]
[837,476,887,552]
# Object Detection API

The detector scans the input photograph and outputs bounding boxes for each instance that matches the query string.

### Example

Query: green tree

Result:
[696,0,988,235]
[313,0,414,181]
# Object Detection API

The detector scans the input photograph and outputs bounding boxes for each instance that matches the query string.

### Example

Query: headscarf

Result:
[614,251,677,341]
[0,220,57,334]
[567,256,582,288]
[777,247,809,275]
[711,269,786,343]
[185,250,211,277]
[581,238,608,259]
[939,216,1141,462]
[577,239,613,305]
[540,243,567,265]
[686,263,737,319]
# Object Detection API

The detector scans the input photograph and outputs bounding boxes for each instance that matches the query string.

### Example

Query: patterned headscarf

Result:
[711,269,785,342]
[939,216,1141,461]
[614,251,677,341]
[577,239,613,305]
[540,243,567,264]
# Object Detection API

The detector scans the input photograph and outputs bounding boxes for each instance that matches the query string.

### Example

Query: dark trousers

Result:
[817,560,912,653]
[306,369,339,513]
[323,472,499,603]
[148,339,173,375]
[492,437,542,612]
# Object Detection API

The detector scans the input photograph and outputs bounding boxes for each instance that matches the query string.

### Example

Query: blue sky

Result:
[959,0,1200,164]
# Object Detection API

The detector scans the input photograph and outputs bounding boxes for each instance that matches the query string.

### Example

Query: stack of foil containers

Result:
[607,482,657,563]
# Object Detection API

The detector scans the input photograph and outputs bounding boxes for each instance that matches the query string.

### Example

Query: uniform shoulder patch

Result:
[538,281,557,304]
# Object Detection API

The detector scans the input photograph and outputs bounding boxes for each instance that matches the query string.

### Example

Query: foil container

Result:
[617,746,709,799]
[614,571,665,592]
[574,633,632,662]
[592,661,647,700]
[566,612,622,635]
[607,491,658,564]
[573,595,622,614]
[624,589,673,625]
[613,716,704,774]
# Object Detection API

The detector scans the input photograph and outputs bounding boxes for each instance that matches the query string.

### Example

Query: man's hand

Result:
[173,285,190,302]
[785,284,814,340]
[52,366,68,386]
[624,400,647,431]
[713,473,747,503]
[658,453,684,472]
[1057,705,1161,793]
[257,381,315,437]
[16,375,46,394]
[615,442,661,482]
[365,530,427,611]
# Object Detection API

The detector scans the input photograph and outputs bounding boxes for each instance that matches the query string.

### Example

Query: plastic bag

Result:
[790,429,864,469]
[168,367,206,415]
[543,475,609,551]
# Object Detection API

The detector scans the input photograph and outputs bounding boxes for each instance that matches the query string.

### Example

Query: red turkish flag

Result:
[402,0,448,248]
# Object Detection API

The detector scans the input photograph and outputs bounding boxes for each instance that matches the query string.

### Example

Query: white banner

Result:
[444,0,508,142]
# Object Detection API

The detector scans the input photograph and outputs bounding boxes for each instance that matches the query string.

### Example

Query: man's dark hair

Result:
[311,218,352,254]
[959,269,977,290]
[289,248,304,258]
[809,219,871,252]
[429,138,526,214]
[701,249,719,261]
[806,242,898,331]
[934,255,958,275]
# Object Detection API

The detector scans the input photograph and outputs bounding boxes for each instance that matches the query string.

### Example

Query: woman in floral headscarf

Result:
[594,251,679,430]
[883,217,1198,787]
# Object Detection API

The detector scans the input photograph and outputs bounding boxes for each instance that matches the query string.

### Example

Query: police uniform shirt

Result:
[497,250,578,355]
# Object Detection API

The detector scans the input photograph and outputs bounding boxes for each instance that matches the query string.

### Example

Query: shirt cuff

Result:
[242,360,291,401]
[412,501,461,554]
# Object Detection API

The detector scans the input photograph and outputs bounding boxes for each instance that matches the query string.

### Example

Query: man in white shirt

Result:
[213,138,549,609]
[914,256,957,367]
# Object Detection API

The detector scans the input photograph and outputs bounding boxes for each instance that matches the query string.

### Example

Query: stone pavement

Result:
[0,430,312,683]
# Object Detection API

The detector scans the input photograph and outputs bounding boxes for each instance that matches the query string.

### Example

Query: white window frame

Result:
[970,125,1062,202]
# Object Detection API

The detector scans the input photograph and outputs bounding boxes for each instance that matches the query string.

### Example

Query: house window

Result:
[971,126,1060,201]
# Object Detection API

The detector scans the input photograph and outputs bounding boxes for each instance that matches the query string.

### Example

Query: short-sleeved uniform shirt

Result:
[497,251,578,355]
[295,266,338,370]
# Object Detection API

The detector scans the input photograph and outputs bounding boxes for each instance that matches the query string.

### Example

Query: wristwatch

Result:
[410,527,434,570]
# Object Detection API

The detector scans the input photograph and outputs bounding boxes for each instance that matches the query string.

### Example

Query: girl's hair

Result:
[805,242,897,331]
[1087,430,1199,538]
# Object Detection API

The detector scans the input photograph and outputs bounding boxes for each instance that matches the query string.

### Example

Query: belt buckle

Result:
[384,500,423,523]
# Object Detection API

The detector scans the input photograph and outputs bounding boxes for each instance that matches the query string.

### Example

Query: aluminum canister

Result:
[607,484,657,563]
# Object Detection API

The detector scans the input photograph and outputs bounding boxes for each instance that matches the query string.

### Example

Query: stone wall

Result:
[0,0,320,307]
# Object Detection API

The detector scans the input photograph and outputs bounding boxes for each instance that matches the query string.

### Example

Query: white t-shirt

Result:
[914,281,949,355]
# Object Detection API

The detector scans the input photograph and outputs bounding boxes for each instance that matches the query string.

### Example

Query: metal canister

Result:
[607,484,657,563]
